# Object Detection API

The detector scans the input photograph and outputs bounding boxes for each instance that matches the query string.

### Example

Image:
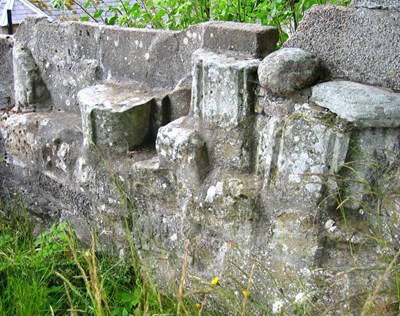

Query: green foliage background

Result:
[49,0,351,45]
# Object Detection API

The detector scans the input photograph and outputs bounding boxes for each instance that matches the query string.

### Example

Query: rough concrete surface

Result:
[202,21,279,58]
[78,84,156,154]
[0,35,13,108]
[352,0,400,9]
[285,5,400,91]
[13,44,51,109]
[192,50,259,128]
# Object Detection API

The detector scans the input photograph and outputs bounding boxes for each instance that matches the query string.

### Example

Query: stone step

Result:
[192,49,260,129]
[78,84,171,155]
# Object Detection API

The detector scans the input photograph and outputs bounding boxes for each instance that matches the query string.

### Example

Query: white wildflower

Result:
[272,300,284,314]
[295,292,307,305]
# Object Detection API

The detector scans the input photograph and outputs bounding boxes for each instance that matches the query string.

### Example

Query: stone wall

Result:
[0,35,13,108]
[1,2,400,315]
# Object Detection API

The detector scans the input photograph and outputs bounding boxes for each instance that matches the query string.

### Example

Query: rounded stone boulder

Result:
[258,48,321,96]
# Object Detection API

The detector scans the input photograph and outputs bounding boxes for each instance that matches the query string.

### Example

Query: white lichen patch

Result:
[205,181,224,203]
[170,233,177,241]
[325,219,336,232]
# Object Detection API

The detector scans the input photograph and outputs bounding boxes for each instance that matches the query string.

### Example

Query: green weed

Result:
[41,0,351,46]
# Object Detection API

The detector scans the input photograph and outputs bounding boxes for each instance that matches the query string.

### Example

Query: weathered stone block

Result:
[352,0,400,9]
[78,84,153,155]
[99,27,166,84]
[203,126,255,171]
[47,59,99,113]
[202,21,279,58]
[339,127,400,211]
[285,6,400,90]
[260,105,350,208]
[256,116,283,176]
[192,50,259,128]
[98,27,201,91]
[69,22,101,60]
[0,111,82,178]
[258,48,321,96]
[311,81,400,128]
[13,44,50,109]
[156,117,208,184]
[0,35,13,109]
[14,20,100,113]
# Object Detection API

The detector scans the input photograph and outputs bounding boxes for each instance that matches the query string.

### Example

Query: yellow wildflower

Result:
[211,276,220,285]
[195,303,201,309]
[242,289,250,297]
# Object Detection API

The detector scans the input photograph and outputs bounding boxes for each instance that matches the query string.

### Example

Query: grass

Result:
[0,195,259,316]
[0,197,178,316]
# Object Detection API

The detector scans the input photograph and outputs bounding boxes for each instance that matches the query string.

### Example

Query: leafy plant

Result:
[37,0,351,46]
[0,203,174,315]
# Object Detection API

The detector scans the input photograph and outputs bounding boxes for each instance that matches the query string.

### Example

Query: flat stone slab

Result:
[285,6,400,91]
[78,84,159,154]
[203,21,279,58]
[310,81,400,127]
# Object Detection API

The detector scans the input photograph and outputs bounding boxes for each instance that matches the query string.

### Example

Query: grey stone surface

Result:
[352,0,400,9]
[258,48,321,96]
[192,50,259,128]
[156,116,208,186]
[167,87,191,121]
[13,44,50,109]
[191,50,259,171]
[0,35,13,109]
[78,84,155,155]
[311,81,400,127]
[12,18,278,113]
[14,20,100,113]
[1,110,82,179]
[285,6,400,91]
[259,104,350,209]
[202,21,279,58]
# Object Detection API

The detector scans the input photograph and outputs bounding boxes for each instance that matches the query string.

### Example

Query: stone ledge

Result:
[78,84,160,154]
[310,80,400,127]
[202,21,279,58]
